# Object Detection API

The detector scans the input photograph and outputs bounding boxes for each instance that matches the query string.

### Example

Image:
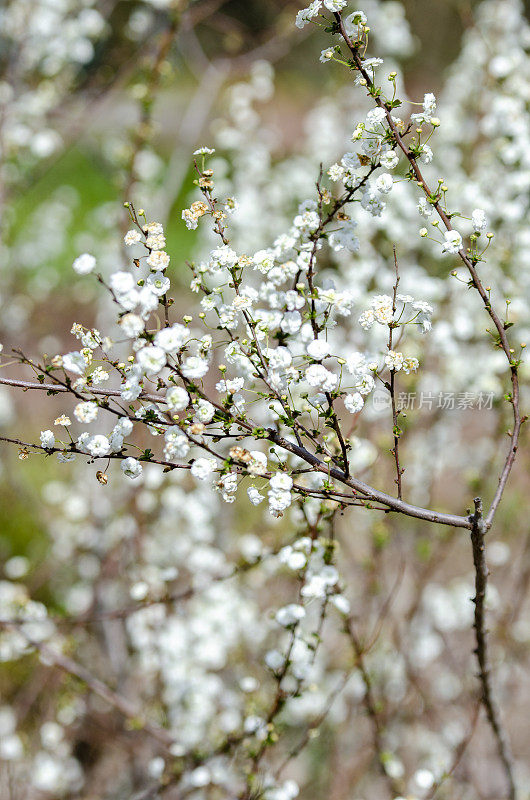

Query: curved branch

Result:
[470,498,516,800]
[333,10,523,531]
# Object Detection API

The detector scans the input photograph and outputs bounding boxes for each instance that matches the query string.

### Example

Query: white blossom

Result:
[72,253,96,275]
[121,457,143,479]
[441,229,463,254]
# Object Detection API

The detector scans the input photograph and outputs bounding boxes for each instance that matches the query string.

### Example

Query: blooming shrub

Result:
[0,1,529,799]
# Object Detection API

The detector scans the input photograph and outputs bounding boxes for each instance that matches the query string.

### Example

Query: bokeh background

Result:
[1,1,530,798]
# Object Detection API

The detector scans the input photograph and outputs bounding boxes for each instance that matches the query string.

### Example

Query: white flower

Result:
[385,350,405,371]
[265,649,285,671]
[217,472,238,502]
[182,209,198,230]
[182,356,209,380]
[119,313,144,338]
[89,358,107,377]
[62,351,86,375]
[146,271,170,296]
[413,769,434,790]
[40,430,55,448]
[72,253,96,275]
[268,488,293,516]
[268,474,293,510]
[164,429,190,459]
[110,271,135,295]
[136,345,167,374]
[114,418,133,436]
[193,146,215,155]
[323,0,346,9]
[121,457,142,479]
[369,295,394,325]
[471,208,488,232]
[216,377,245,394]
[304,566,339,598]
[275,604,306,627]
[279,546,307,571]
[86,435,111,456]
[0,734,23,760]
[418,144,433,163]
[412,300,434,333]
[295,1,322,29]
[248,486,265,505]
[344,10,367,35]
[319,47,335,63]
[375,173,393,194]
[411,92,437,124]
[248,451,267,475]
[358,309,375,330]
[307,339,331,360]
[146,250,170,271]
[211,245,238,269]
[344,393,364,413]
[121,377,141,401]
[403,356,419,373]
[281,311,302,335]
[253,249,276,274]
[137,286,159,316]
[418,197,434,217]
[124,230,141,246]
[305,364,338,391]
[195,399,215,423]
[380,150,399,169]
[191,457,217,480]
[166,386,189,412]
[74,401,98,423]
[330,594,350,615]
[270,472,293,492]
[329,223,360,252]
[265,347,292,371]
[361,190,385,217]
[441,229,463,254]
[54,415,71,426]
[154,324,187,353]
[144,222,164,237]
[328,163,344,181]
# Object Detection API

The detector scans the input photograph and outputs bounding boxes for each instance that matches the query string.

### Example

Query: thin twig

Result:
[470,497,516,800]
[0,376,166,405]
[333,11,524,531]
[387,247,403,499]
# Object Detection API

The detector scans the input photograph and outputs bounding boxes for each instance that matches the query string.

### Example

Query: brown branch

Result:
[0,371,472,527]
[387,247,403,499]
[266,429,472,529]
[470,498,516,800]
[333,11,524,530]
[0,376,166,405]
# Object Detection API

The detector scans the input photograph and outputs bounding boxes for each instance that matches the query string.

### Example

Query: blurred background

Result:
[1,1,530,798]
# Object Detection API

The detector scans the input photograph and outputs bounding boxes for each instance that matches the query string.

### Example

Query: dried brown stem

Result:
[470,498,516,800]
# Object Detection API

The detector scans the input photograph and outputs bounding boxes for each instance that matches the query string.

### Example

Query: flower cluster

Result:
[0,0,527,798]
